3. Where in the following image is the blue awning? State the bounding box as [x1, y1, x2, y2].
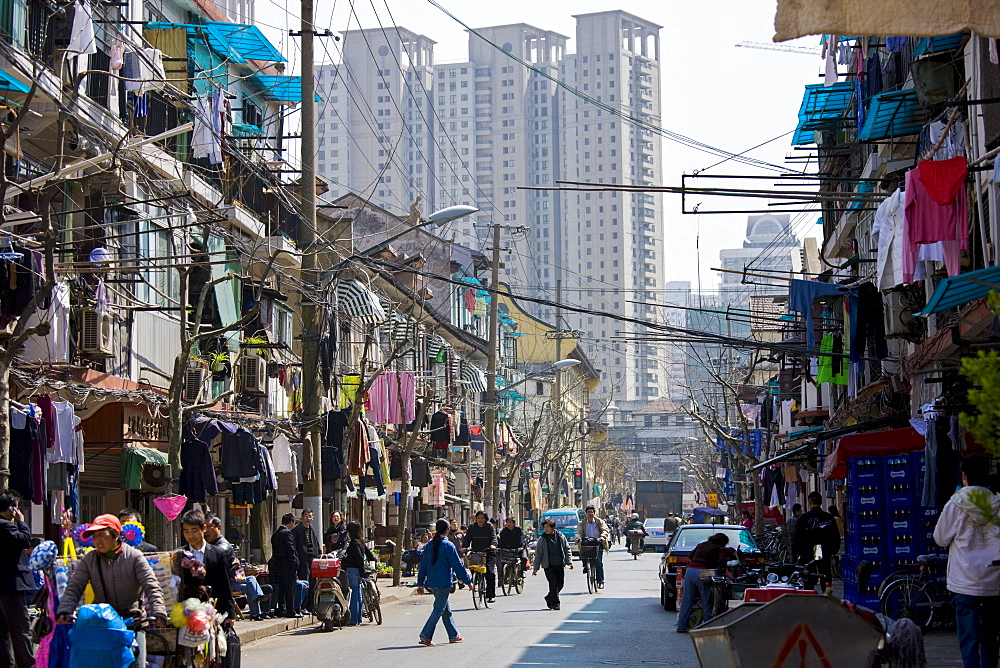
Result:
[0, 68, 29, 93]
[792, 83, 854, 146]
[858, 89, 925, 141]
[848, 180, 874, 211]
[916, 265, 1000, 316]
[912, 32, 967, 57]
[146, 22, 285, 64]
[250, 75, 321, 103]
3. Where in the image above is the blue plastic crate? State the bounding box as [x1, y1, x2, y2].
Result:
[885, 455, 910, 485]
[847, 457, 884, 485]
[846, 532, 885, 560]
[848, 508, 883, 533]
[842, 580, 880, 610]
[907, 451, 926, 481]
[888, 533, 921, 560]
[885, 507, 918, 533]
[848, 484, 882, 509]
[885, 480, 918, 507]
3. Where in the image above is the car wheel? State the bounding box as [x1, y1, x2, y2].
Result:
[663, 582, 677, 612]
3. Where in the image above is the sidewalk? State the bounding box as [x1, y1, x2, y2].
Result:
[236, 575, 421, 644]
[831, 579, 962, 666]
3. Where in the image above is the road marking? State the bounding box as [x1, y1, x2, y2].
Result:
[562, 619, 601, 623]
[532, 643, 576, 648]
[572, 610, 608, 614]
[548, 630, 588, 634]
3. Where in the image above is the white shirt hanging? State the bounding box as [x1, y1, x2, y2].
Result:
[66, 0, 97, 56]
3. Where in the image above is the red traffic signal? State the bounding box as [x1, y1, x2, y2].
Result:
[572, 467, 583, 490]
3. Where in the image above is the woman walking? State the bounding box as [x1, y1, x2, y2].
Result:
[416, 519, 472, 646]
[532, 518, 573, 610]
[342, 521, 375, 626]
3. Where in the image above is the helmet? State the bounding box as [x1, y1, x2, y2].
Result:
[631, 513, 639, 520]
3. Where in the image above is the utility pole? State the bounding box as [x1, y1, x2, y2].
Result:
[298, 0, 323, 538]
[484, 223, 501, 515]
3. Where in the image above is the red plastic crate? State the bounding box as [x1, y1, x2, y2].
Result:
[311, 558, 341, 578]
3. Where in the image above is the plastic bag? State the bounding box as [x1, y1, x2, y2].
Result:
[76, 604, 127, 630]
[68, 627, 135, 668]
[48, 623, 72, 668]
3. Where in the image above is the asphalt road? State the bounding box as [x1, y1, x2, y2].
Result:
[242, 544, 699, 667]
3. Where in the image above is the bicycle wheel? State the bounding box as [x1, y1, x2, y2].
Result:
[501, 564, 512, 596]
[708, 583, 728, 619]
[472, 573, 482, 609]
[586, 559, 595, 594]
[881, 578, 936, 629]
[514, 564, 524, 594]
[364, 582, 383, 625]
[480, 572, 490, 608]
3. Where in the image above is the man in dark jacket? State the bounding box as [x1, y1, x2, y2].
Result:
[206, 513, 273, 620]
[462, 511, 498, 602]
[792, 492, 840, 582]
[292, 509, 320, 612]
[0, 494, 33, 667]
[270, 513, 301, 617]
[180, 510, 235, 626]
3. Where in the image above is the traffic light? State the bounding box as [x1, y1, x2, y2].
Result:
[573, 467, 583, 490]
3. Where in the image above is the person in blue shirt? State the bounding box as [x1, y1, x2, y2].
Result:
[416, 518, 472, 646]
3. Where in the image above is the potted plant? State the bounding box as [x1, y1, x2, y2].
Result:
[242, 335, 269, 358]
[207, 350, 232, 381]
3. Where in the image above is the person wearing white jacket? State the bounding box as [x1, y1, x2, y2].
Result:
[934, 455, 1000, 668]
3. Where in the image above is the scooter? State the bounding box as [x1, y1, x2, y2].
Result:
[311, 555, 351, 631]
[626, 529, 646, 559]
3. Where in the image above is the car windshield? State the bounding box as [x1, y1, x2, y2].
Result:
[544, 515, 578, 529]
[671, 528, 757, 552]
[645, 519, 666, 530]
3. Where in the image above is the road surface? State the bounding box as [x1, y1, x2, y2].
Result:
[243, 544, 699, 666]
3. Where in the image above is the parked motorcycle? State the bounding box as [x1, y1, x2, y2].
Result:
[311, 555, 351, 631]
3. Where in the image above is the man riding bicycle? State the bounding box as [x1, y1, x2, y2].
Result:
[498, 518, 528, 571]
[624, 513, 646, 551]
[575, 506, 610, 587]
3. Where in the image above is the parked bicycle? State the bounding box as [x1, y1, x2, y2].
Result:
[468, 551, 490, 609]
[361, 565, 382, 625]
[873, 554, 953, 630]
[757, 526, 791, 564]
[499, 548, 524, 596]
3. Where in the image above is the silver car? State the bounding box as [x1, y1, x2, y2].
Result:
[644, 518, 668, 551]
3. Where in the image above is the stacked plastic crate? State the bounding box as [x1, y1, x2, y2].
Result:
[842, 451, 940, 609]
[842, 456, 884, 608]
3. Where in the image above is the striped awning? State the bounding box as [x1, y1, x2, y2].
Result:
[335, 280, 387, 326]
[461, 363, 488, 392]
[428, 334, 449, 363]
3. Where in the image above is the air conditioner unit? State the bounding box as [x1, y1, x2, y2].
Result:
[183, 367, 207, 403]
[80, 308, 113, 356]
[884, 290, 920, 339]
[238, 354, 266, 395]
[140, 463, 170, 492]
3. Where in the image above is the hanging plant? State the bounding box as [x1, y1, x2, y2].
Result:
[206, 350, 232, 377]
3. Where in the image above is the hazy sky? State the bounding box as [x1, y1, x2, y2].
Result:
[254, 0, 822, 293]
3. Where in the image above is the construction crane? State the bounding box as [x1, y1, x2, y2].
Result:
[735, 41, 821, 56]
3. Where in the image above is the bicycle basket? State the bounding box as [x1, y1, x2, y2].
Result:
[499, 548, 521, 563]
[470, 564, 487, 574]
[579, 544, 600, 560]
[468, 552, 488, 567]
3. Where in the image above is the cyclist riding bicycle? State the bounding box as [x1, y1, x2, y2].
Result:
[575, 506, 609, 587]
[624, 513, 647, 551]
[498, 518, 528, 571]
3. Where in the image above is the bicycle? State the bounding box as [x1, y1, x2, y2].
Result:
[361, 567, 382, 625]
[468, 551, 490, 609]
[877, 554, 953, 630]
[499, 548, 524, 596]
[578, 539, 603, 594]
